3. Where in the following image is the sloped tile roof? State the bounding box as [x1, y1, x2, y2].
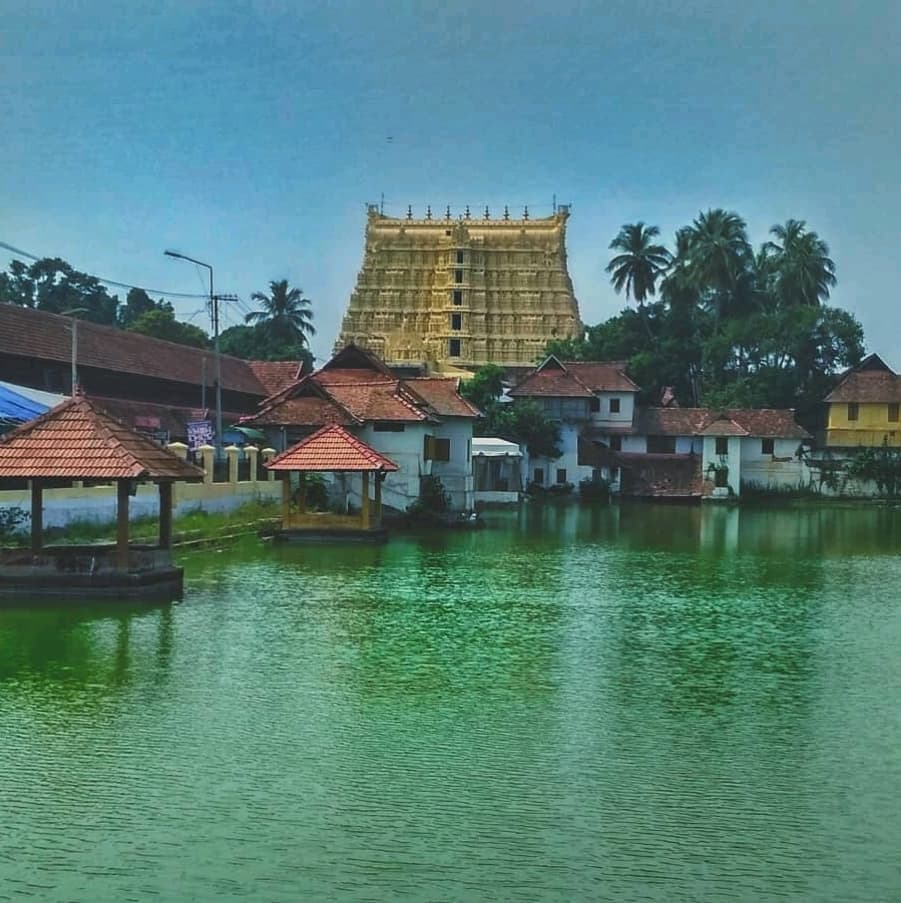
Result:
[407, 378, 482, 417]
[564, 362, 640, 392]
[266, 424, 399, 472]
[246, 361, 303, 396]
[508, 366, 594, 398]
[88, 396, 247, 438]
[825, 370, 901, 403]
[0, 396, 205, 480]
[634, 406, 809, 438]
[248, 394, 357, 427]
[0, 304, 267, 396]
[325, 382, 429, 422]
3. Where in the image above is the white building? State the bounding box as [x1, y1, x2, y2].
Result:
[244, 345, 480, 512]
[472, 437, 522, 505]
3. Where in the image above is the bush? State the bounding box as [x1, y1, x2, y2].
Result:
[0, 506, 29, 540]
[579, 477, 610, 501]
[408, 475, 451, 516]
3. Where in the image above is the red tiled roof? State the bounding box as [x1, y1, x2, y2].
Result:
[315, 368, 396, 385]
[0, 396, 205, 480]
[509, 356, 637, 398]
[564, 362, 640, 392]
[825, 370, 901, 403]
[266, 424, 399, 472]
[246, 361, 303, 396]
[249, 394, 357, 427]
[635, 407, 809, 439]
[407, 378, 482, 417]
[325, 382, 429, 423]
[0, 304, 267, 396]
[87, 395, 246, 439]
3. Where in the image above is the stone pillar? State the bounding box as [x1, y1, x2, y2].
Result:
[197, 445, 215, 484]
[281, 474, 291, 526]
[167, 442, 189, 461]
[158, 481, 173, 551]
[116, 479, 131, 571]
[225, 445, 240, 483]
[361, 471, 371, 530]
[262, 448, 277, 481]
[374, 473, 382, 526]
[30, 480, 42, 554]
[245, 446, 259, 483]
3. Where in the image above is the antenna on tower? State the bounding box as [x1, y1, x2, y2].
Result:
[380, 192, 384, 215]
[553, 193, 557, 213]
[426, 205, 432, 220]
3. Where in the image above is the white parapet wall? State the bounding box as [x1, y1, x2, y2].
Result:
[0, 444, 282, 528]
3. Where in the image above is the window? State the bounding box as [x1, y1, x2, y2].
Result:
[455, 250, 464, 264]
[589, 396, 601, 413]
[533, 467, 545, 485]
[448, 338, 461, 357]
[454, 269, 463, 283]
[424, 435, 451, 461]
[451, 313, 462, 330]
[608, 435, 622, 452]
[647, 435, 676, 454]
[715, 437, 729, 456]
[609, 397, 621, 414]
[848, 403, 859, 421]
[556, 468, 567, 484]
[374, 422, 404, 432]
[889, 403, 900, 422]
[761, 438, 775, 455]
[453, 289, 463, 305]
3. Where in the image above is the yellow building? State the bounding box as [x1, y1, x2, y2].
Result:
[336, 205, 582, 370]
[825, 353, 901, 447]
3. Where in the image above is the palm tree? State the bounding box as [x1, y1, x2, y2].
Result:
[764, 219, 836, 307]
[245, 279, 315, 346]
[605, 222, 671, 305]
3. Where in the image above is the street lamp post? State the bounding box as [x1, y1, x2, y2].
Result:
[164, 250, 223, 454]
[62, 307, 89, 397]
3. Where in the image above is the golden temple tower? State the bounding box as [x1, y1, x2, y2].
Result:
[335, 204, 582, 370]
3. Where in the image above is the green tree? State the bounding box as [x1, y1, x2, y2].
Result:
[219, 323, 314, 368]
[764, 219, 836, 307]
[128, 308, 210, 348]
[460, 363, 505, 412]
[119, 288, 168, 328]
[245, 279, 315, 346]
[605, 223, 670, 336]
[0, 257, 119, 324]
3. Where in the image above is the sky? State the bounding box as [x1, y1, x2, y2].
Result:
[2, 0, 900, 367]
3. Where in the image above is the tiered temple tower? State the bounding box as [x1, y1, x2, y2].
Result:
[335, 205, 582, 369]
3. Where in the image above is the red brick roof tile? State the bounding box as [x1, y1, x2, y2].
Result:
[266, 424, 399, 472]
[635, 407, 809, 438]
[0, 304, 267, 395]
[405, 378, 482, 417]
[246, 361, 303, 396]
[0, 396, 205, 480]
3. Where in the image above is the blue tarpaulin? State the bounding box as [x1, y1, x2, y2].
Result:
[0, 381, 61, 425]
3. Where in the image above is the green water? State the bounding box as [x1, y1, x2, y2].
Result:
[2, 503, 900, 902]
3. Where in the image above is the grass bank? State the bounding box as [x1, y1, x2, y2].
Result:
[6, 500, 282, 548]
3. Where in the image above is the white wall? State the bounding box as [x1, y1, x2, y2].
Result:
[588, 392, 636, 428]
[358, 423, 428, 511]
[429, 417, 476, 509]
[739, 437, 809, 491]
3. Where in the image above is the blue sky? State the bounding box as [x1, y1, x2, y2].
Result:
[2, 0, 899, 366]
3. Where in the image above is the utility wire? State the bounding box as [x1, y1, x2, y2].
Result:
[0, 240, 215, 300]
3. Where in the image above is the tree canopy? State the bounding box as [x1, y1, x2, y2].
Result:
[245, 279, 315, 347]
[548, 210, 862, 423]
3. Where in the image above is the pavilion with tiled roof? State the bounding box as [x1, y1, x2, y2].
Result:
[0, 395, 204, 599]
[265, 424, 399, 540]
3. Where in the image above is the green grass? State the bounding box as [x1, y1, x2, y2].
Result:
[9, 499, 281, 547]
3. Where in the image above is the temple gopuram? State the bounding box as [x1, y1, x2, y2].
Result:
[335, 205, 583, 371]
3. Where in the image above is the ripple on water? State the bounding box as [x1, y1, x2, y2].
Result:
[1, 507, 901, 901]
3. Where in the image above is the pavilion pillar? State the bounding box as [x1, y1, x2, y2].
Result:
[281, 475, 291, 526]
[374, 473, 382, 526]
[158, 481, 173, 551]
[361, 471, 371, 530]
[30, 480, 43, 554]
[116, 479, 131, 571]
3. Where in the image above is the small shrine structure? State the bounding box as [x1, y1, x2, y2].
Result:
[265, 423, 398, 542]
[0, 396, 204, 600]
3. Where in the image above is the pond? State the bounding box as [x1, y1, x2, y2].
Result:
[1, 502, 900, 901]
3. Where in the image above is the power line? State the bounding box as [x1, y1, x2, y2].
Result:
[0, 240, 214, 300]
